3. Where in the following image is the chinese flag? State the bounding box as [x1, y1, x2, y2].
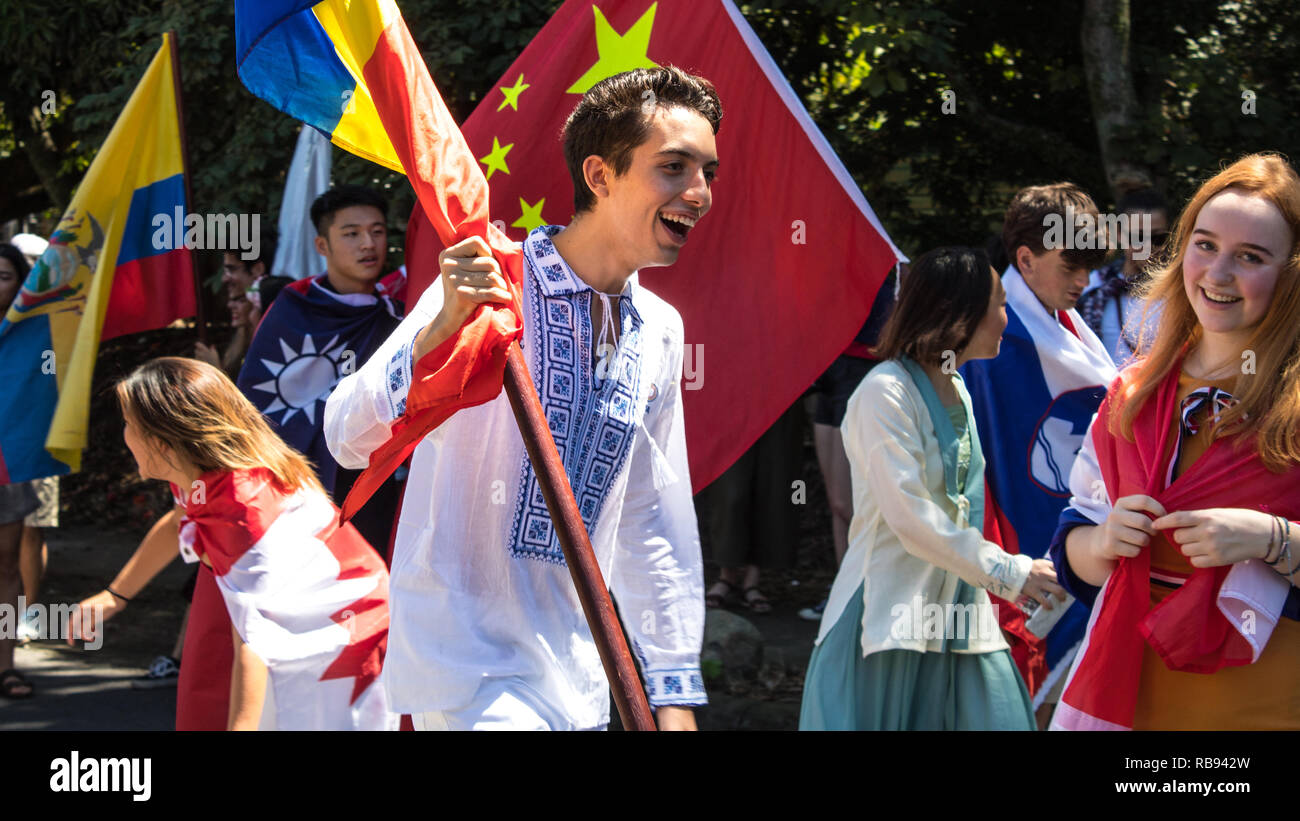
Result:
[406, 0, 904, 489]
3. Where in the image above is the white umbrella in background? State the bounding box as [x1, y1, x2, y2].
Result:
[11, 233, 49, 267]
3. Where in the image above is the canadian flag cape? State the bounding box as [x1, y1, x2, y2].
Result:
[176, 469, 393, 730]
[1050, 364, 1300, 731]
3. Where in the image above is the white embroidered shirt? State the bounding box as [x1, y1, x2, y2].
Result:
[323, 226, 706, 727]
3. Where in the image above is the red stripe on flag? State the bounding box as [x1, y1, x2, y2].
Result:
[338, 16, 525, 520]
[187, 470, 291, 576]
[102, 248, 196, 341]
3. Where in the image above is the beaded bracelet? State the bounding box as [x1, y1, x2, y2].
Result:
[1265, 517, 1287, 566]
[1264, 515, 1281, 563]
[1280, 519, 1293, 578]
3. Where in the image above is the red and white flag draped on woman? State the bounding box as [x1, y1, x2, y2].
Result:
[175, 469, 393, 730]
[1051, 367, 1300, 731]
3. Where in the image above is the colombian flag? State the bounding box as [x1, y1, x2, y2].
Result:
[0, 33, 196, 483]
[237, 0, 525, 519]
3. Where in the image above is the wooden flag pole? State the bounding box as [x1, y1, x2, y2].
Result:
[165, 29, 207, 346]
[502, 341, 657, 731]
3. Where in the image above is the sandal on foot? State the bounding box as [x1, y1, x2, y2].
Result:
[0, 668, 34, 699]
[706, 580, 738, 608]
[743, 586, 772, 614]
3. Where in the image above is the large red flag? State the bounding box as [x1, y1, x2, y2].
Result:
[406, 0, 905, 489]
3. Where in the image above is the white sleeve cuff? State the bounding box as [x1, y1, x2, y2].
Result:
[384, 338, 415, 421]
[644, 665, 708, 708]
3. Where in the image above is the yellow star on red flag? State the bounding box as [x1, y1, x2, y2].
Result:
[478, 136, 513, 179]
[497, 74, 531, 111]
[512, 197, 547, 232]
[566, 3, 660, 94]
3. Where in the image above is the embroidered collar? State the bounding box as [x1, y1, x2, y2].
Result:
[524, 225, 643, 324]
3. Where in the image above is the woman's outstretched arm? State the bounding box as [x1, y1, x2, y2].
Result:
[67, 506, 184, 645]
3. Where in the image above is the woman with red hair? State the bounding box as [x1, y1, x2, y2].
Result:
[1050, 153, 1300, 730]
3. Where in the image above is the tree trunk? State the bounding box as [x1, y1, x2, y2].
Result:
[1081, 0, 1151, 201]
[14, 108, 71, 214]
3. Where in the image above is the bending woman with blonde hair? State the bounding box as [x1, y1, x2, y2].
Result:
[70, 357, 394, 730]
[1050, 153, 1300, 730]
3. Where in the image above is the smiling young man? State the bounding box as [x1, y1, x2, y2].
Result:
[236, 185, 405, 556]
[324, 67, 720, 731]
[958, 183, 1117, 725]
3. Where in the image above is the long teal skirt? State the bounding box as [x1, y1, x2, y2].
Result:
[800, 583, 1036, 730]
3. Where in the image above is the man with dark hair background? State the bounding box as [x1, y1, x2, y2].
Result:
[326, 67, 719, 731]
[959, 182, 1117, 726]
[196, 236, 290, 378]
[237, 184, 405, 557]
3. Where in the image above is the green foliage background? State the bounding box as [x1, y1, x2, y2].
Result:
[1, 0, 1297, 266]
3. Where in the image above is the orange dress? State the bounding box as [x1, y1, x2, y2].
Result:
[1131, 373, 1300, 729]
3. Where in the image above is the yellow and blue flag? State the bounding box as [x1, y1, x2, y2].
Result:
[0, 32, 196, 483]
[235, 0, 404, 173]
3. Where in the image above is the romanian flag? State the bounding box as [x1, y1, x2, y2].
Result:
[406, 0, 907, 491]
[236, 2, 402, 174]
[0, 33, 196, 483]
[236, 0, 524, 519]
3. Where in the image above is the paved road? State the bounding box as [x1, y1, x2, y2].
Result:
[2, 525, 821, 731]
[3, 643, 175, 730]
[1, 524, 187, 731]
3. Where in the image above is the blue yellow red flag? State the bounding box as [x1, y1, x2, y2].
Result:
[236, 0, 525, 518]
[0, 32, 196, 483]
[236, 1, 403, 173]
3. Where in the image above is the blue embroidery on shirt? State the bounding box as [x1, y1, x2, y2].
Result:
[508, 227, 646, 565]
[643, 667, 708, 707]
[387, 341, 413, 419]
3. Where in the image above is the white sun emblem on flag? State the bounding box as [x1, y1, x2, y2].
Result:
[251, 334, 348, 425]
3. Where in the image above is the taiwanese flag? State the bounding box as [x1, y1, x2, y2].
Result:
[407, 0, 906, 490]
[0, 33, 196, 483]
